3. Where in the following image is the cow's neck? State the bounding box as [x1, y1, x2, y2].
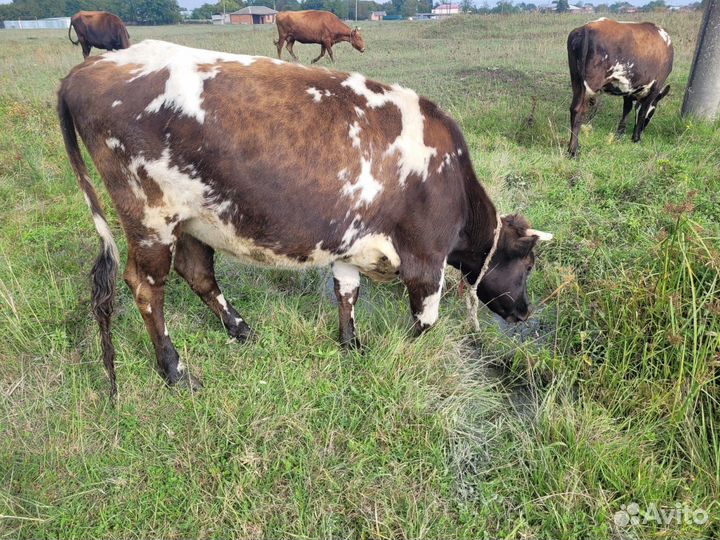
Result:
[448, 173, 500, 272]
[336, 26, 352, 42]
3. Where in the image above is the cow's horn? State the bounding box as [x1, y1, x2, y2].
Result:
[526, 229, 553, 241]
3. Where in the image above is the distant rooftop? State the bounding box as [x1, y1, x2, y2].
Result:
[230, 6, 278, 15]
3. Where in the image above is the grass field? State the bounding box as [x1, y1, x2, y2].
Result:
[1, 12, 719, 539]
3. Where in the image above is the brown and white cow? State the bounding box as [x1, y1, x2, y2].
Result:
[567, 18, 673, 157]
[274, 10, 365, 63]
[68, 11, 130, 59]
[57, 40, 552, 396]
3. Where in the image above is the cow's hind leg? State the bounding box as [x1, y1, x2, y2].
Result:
[173, 233, 252, 342]
[311, 45, 326, 64]
[80, 39, 91, 58]
[332, 262, 361, 349]
[286, 38, 299, 61]
[617, 96, 634, 136]
[401, 256, 445, 335]
[568, 81, 588, 157]
[124, 241, 201, 390]
[275, 34, 285, 59]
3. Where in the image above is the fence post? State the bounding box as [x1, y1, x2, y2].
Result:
[681, 0, 720, 120]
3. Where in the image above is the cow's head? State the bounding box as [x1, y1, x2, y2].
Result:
[350, 27, 366, 53]
[451, 215, 552, 323]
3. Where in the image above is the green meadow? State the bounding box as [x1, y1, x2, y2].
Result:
[1, 12, 719, 538]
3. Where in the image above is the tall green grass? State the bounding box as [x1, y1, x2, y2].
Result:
[1, 12, 719, 539]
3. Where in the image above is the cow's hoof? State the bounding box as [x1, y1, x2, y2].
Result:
[175, 371, 203, 392]
[616, 128, 626, 136]
[167, 369, 203, 392]
[229, 322, 253, 343]
[341, 337, 364, 353]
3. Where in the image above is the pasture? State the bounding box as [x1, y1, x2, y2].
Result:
[1, 12, 719, 538]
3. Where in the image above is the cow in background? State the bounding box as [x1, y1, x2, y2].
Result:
[275, 10, 365, 63]
[68, 11, 130, 59]
[567, 18, 673, 157]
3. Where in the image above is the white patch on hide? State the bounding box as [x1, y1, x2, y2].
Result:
[348, 121, 362, 148]
[657, 27, 671, 45]
[606, 62, 635, 94]
[106, 137, 124, 151]
[341, 72, 436, 185]
[333, 261, 360, 297]
[416, 264, 445, 327]
[306, 86, 333, 102]
[111, 100, 122, 107]
[342, 158, 382, 206]
[103, 39, 259, 124]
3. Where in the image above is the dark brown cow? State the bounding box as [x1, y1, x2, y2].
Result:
[274, 10, 365, 63]
[567, 18, 673, 157]
[57, 40, 552, 396]
[68, 11, 130, 59]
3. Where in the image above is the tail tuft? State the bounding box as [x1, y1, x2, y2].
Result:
[58, 90, 119, 399]
[91, 248, 118, 398]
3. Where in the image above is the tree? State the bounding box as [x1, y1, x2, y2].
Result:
[553, 0, 570, 11]
[460, 0, 472, 11]
[492, 0, 519, 13]
[610, 1, 631, 11]
[642, 0, 667, 10]
[276, 0, 301, 10]
[402, 0, 419, 16]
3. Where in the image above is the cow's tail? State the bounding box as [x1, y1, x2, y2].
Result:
[568, 26, 589, 86]
[57, 91, 119, 399]
[68, 20, 79, 45]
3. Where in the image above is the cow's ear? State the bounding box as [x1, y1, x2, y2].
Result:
[511, 235, 538, 257]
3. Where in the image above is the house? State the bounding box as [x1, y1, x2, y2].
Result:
[229, 6, 278, 25]
[370, 11, 387, 20]
[431, 3, 461, 15]
[211, 13, 231, 24]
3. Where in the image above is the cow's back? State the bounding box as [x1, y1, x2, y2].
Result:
[60, 40, 466, 272]
[276, 10, 347, 41]
[583, 19, 673, 81]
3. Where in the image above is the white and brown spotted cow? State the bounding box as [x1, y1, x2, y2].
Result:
[57, 40, 552, 396]
[567, 18, 673, 157]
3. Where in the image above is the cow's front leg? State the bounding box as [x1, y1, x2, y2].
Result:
[326, 43, 335, 62]
[617, 96, 634, 135]
[332, 262, 361, 349]
[124, 241, 202, 390]
[401, 258, 445, 335]
[311, 44, 326, 64]
[173, 233, 252, 342]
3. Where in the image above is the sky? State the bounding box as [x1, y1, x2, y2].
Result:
[0, 0, 695, 10]
[175, 0, 693, 9]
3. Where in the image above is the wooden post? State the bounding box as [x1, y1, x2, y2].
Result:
[681, 0, 720, 120]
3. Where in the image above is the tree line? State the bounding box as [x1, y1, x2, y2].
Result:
[0, 0, 704, 24]
[0, 0, 182, 24]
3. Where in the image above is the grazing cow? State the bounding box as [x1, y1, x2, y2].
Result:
[57, 40, 552, 396]
[68, 11, 130, 59]
[567, 18, 673, 157]
[274, 10, 365, 63]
